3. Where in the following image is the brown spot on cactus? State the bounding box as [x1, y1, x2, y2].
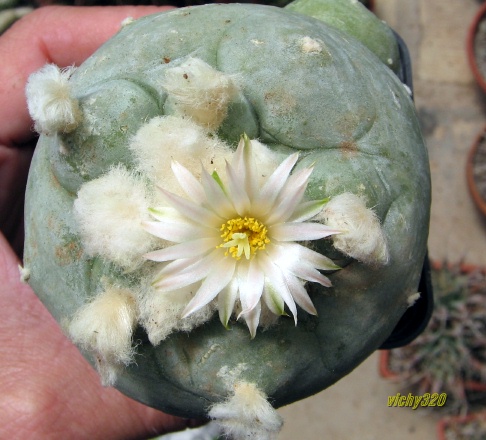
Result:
[55, 238, 83, 266]
[263, 90, 297, 117]
[340, 140, 358, 159]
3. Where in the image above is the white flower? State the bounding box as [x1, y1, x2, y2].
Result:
[143, 135, 341, 337]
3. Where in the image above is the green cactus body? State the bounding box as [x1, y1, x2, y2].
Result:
[23, 1, 430, 421]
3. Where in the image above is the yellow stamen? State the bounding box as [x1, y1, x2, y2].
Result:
[219, 217, 270, 260]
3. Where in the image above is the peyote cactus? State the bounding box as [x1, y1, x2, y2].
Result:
[23, 0, 430, 437]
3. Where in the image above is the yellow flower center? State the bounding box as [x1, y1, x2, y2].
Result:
[219, 217, 270, 260]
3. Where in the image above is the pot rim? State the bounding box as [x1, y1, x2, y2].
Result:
[467, 2, 486, 93]
[437, 410, 486, 440]
[466, 124, 486, 217]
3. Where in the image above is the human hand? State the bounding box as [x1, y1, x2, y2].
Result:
[0, 6, 202, 439]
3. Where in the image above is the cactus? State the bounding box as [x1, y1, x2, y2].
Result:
[442, 413, 486, 440]
[388, 263, 486, 415]
[23, 0, 430, 436]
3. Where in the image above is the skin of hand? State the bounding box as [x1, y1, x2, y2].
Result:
[0, 6, 204, 439]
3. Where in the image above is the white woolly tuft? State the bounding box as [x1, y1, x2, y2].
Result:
[73, 165, 156, 269]
[209, 382, 283, 440]
[300, 36, 323, 54]
[120, 16, 134, 27]
[129, 115, 232, 196]
[407, 292, 421, 307]
[139, 284, 216, 345]
[163, 57, 238, 130]
[18, 264, 30, 283]
[320, 193, 389, 266]
[68, 287, 138, 386]
[25, 64, 81, 135]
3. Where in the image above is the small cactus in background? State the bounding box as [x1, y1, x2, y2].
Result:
[388, 263, 486, 414]
[441, 412, 486, 440]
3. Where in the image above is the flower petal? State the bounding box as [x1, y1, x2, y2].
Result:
[158, 186, 222, 226]
[154, 250, 221, 291]
[144, 237, 219, 262]
[152, 255, 202, 283]
[266, 243, 333, 288]
[182, 257, 236, 317]
[269, 222, 342, 242]
[283, 273, 317, 315]
[252, 152, 299, 216]
[274, 242, 341, 271]
[237, 259, 265, 314]
[287, 263, 332, 287]
[262, 280, 285, 316]
[232, 134, 259, 201]
[201, 168, 235, 217]
[287, 198, 329, 223]
[241, 300, 261, 339]
[218, 278, 238, 328]
[258, 253, 297, 324]
[143, 220, 212, 243]
[265, 167, 313, 224]
[225, 160, 251, 215]
[171, 161, 206, 202]
[148, 206, 181, 222]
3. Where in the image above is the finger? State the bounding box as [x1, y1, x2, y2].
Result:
[0, 5, 174, 147]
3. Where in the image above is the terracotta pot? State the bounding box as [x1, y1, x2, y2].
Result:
[467, 124, 486, 217]
[430, 260, 486, 275]
[437, 411, 486, 440]
[467, 3, 486, 93]
[378, 350, 398, 380]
